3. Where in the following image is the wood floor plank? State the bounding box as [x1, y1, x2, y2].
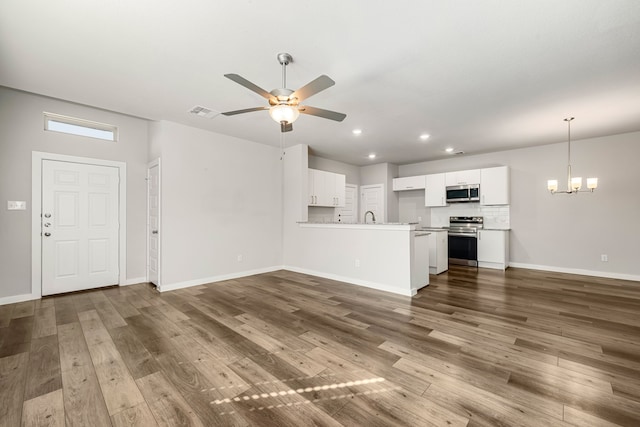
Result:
[170, 333, 251, 398]
[0, 304, 14, 328]
[0, 352, 29, 427]
[110, 401, 159, 427]
[78, 310, 145, 415]
[53, 296, 78, 326]
[108, 325, 161, 379]
[21, 388, 64, 427]
[10, 301, 35, 319]
[60, 358, 111, 427]
[88, 291, 128, 329]
[0, 316, 34, 358]
[136, 371, 206, 427]
[23, 335, 62, 401]
[32, 306, 57, 339]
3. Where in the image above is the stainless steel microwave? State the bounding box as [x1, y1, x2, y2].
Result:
[446, 184, 480, 203]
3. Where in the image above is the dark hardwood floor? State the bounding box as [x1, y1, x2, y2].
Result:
[1, 266, 640, 426]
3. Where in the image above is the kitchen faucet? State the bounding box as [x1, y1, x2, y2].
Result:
[364, 210, 376, 224]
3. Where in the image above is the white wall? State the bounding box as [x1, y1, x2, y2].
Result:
[398, 132, 640, 279]
[148, 121, 283, 290]
[0, 86, 149, 300]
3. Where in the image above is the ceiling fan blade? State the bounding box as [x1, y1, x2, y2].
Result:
[291, 75, 335, 102]
[221, 106, 268, 116]
[298, 105, 346, 122]
[224, 74, 273, 100]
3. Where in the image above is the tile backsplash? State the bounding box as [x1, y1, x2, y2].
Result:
[431, 204, 510, 229]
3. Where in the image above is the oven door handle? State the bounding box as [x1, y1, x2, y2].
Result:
[448, 232, 477, 237]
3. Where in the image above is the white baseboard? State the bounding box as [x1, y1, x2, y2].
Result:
[158, 266, 283, 293]
[0, 293, 39, 306]
[509, 262, 640, 282]
[122, 277, 147, 286]
[282, 265, 415, 297]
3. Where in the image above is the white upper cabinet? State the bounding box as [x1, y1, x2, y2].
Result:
[480, 166, 509, 205]
[445, 169, 481, 186]
[308, 168, 346, 207]
[393, 175, 426, 191]
[425, 173, 447, 207]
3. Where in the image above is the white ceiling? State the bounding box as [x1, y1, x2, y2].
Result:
[1, 1, 639, 166]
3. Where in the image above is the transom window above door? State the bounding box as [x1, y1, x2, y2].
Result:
[44, 112, 118, 142]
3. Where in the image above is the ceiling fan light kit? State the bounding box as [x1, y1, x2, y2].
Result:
[547, 117, 598, 195]
[222, 53, 346, 133]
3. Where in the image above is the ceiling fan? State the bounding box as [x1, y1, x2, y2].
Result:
[222, 53, 346, 133]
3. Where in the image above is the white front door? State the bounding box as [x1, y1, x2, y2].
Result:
[42, 160, 120, 296]
[147, 160, 161, 286]
[360, 184, 385, 223]
[335, 184, 358, 223]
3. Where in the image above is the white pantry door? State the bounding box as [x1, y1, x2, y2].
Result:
[360, 184, 385, 223]
[147, 160, 160, 286]
[42, 160, 120, 296]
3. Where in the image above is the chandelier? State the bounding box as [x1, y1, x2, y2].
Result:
[547, 117, 598, 194]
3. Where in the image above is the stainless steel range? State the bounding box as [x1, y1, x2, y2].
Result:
[447, 216, 483, 266]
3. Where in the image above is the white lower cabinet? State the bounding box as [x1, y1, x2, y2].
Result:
[428, 230, 448, 274]
[477, 230, 509, 270]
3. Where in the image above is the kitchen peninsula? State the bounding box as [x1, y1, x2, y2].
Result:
[287, 222, 429, 296]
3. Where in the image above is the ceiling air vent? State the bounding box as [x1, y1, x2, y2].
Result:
[189, 106, 219, 119]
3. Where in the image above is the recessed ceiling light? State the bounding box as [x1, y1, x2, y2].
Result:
[352, 129, 362, 135]
[445, 147, 454, 153]
[368, 153, 376, 159]
[419, 134, 430, 141]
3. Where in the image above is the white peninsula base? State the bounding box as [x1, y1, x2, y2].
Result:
[285, 223, 429, 297]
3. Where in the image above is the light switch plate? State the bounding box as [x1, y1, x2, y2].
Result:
[8, 201, 26, 210]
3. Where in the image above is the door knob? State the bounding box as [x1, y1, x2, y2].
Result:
[152, 230, 158, 234]
[44, 213, 51, 218]
[44, 223, 51, 227]
[44, 232, 51, 237]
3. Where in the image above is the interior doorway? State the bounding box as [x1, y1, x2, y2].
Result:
[147, 159, 161, 287]
[360, 184, 385, 223]
[334, 184, 358, 223]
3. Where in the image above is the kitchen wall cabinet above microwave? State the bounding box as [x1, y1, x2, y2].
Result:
[308, 168, 346, 207]
[392, 175, 426, 191]
[445, 169, 481, 186]
[425, 166, 509, 207]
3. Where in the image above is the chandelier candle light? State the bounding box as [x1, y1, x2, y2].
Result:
[547, 117, 598, 194]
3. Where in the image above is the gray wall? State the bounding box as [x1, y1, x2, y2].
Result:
[0, 86, 149, 299]
[398, 131, 640, 277]
[149, 121, 283, 287]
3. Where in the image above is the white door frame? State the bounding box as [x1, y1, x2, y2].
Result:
[32, 151, 127, 299]
[146, 158, 161, 288]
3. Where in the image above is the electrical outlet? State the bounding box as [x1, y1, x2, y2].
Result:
[355, 259, 360, 268]
[418, 216, 422, 222]
[600, 254, 608, 262]
[7, 201, 26, 210]
[237, 254, 243, 262]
